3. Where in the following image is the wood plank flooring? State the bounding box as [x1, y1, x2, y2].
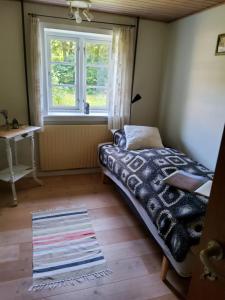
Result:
[0, 173, 188, 300]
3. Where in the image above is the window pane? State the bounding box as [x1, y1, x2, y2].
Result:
[86, 43, 110, 65]
[52, 86, 76, 107]
[51, 64, 75, 85]
[86, 87, 107, 109]
[50, 40, 76, 63]
[86, 67, 108, 87]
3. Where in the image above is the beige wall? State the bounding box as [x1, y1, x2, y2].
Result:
[23, 2, 136, 125]
[23, 2, 166, 127]
[0, 0, 27, 125]
[159, 4, 225, 170]
[2, 1, 224, 172]
[0, 1, 166, 170]
[0, 1, 28, 169]
[0, 1, 166, 129]
[131, 19, 167, 126]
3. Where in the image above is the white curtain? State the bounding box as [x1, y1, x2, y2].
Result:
[30, 16, 44, 128]
[108, 26, 135, 130]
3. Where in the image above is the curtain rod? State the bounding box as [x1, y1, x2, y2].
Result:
[28, 13, 136, 28]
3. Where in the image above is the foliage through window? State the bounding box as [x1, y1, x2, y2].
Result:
[44, 29, 112, 115]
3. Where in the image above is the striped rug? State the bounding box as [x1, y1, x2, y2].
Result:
[29, 208, 111, 291]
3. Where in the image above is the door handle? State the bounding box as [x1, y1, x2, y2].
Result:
[200, 240, 224, 281]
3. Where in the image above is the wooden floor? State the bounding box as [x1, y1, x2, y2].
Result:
[0, 173, 189, 300]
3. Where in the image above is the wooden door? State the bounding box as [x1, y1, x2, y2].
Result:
[187, 127, 225, 300]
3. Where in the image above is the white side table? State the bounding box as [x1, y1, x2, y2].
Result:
[0, 126, 42, 206]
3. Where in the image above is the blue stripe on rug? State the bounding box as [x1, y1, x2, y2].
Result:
[33, 256, 105, 273]
[32, 211, 87, 221]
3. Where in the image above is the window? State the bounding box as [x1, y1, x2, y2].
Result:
[43, 28, 112, 116]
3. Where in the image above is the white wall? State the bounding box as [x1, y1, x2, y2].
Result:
[131, 19, 167, 126]
[159, 4, 225, 170]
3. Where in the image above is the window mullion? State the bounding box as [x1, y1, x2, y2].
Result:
[82, 38, 86, 111]
[78, 38, 85, 113]
[47, 36, 53, 111]
[75, 39, 79, 112]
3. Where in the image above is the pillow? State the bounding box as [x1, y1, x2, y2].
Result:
[124, 125, 164, 150]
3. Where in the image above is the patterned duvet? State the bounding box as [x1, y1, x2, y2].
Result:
[99, 130, 214, 262]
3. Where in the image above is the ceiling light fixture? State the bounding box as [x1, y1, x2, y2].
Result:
[66, 0, 94, 24]
[74, 8, 82, 23]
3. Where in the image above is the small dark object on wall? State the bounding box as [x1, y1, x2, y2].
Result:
[84, 103, 90, 114]
[215, 33, 225, 55]
[12, 118, 19, 129]
[131, 94, 142, 104]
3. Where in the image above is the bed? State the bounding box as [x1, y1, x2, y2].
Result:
[98, 129, 214, 279]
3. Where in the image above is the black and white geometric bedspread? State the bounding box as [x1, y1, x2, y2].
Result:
[99, 130, 214, 262]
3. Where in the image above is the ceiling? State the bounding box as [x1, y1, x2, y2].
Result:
[24, 0, 225, 22]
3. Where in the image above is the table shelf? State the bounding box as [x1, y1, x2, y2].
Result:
[0, 164, 33, 183]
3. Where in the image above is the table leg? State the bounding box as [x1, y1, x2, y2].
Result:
[14, 140, 18, 165]
[5, 139, 17, 206]
[31, 134, 43, 186]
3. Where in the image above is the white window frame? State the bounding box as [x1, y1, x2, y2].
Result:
[84, 38, 112, 113]
[46, 34, 80, 112]
[43, 26, 112, 119]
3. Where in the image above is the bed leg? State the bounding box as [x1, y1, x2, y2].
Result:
[101, 172, 109, 184]
[160, 255, 169, 281]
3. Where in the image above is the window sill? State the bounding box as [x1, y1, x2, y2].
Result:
[44, 112, 108, 125]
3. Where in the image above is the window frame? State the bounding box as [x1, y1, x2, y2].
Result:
[43, 26, 112, 118]
[84, 38, 112, 113]
[46, 34, 80, 112]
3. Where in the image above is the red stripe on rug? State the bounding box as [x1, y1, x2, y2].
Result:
[34, 229, 93, 242]
[33, 231, 95, 246]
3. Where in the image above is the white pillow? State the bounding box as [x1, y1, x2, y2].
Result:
[124, 125, 164, 150]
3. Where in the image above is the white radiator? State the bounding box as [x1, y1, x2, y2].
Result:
[39, 125, 112, 171]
